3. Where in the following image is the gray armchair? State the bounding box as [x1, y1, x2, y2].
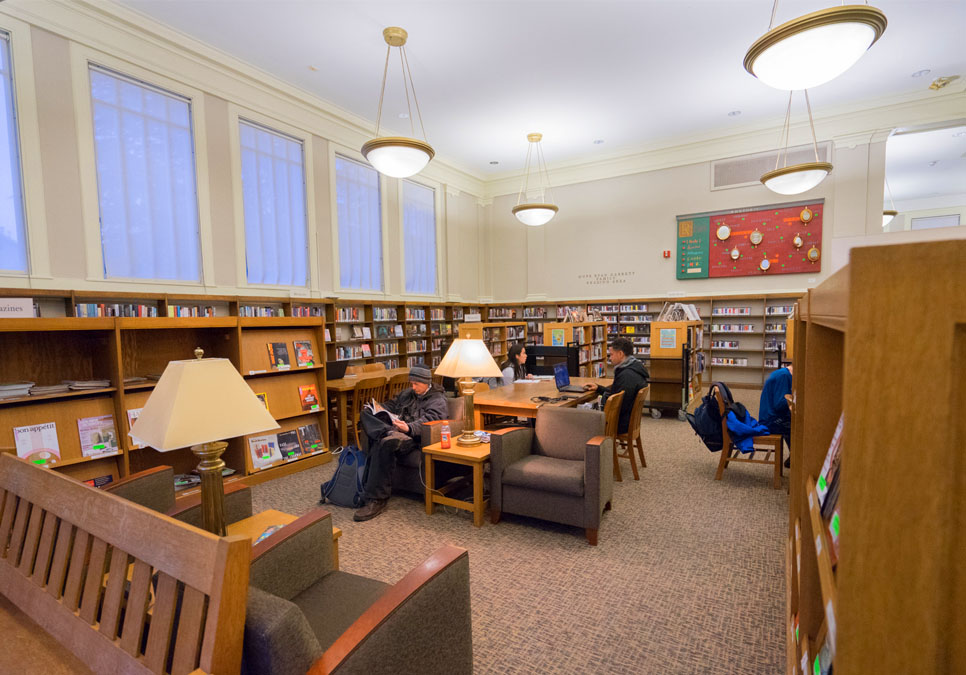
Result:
[489, 406, 613, 545]
[242, 508, 472, 674]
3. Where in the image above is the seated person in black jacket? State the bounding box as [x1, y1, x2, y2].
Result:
[584, 337, 649, 434]
[354, 364, 448, 522]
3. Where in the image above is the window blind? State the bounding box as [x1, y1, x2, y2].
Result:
[335, 156, 383, 291]
[402, 180, 436, 295]
[0, 32, 27, 273]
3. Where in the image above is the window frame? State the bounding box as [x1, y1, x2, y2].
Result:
[329, 143, 390, 297]
[71, 44, 214, 287]
[398, 176, 443, 299]
[0, 16, 49, 282]
[227, 104, 317, 291]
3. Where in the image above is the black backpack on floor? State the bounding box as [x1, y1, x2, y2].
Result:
[686, 381, 735, 452]
[320, 446, 369, 508]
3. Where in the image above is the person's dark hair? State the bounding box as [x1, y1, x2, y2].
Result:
[609, 337, 634, 356]
[500, 343, 527, 381]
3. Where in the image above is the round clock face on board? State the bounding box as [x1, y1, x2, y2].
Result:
[730, 247, 740, 260]
[750, 229, 763, 246]
[800, 207, 814, 223]
[792, 234, 804, 249]
[760, 258, 771, 271]
[716, 224, 731, 241]
[807, 246, 821, 262]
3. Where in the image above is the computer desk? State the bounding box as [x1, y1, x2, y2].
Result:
[471, 377, 612, 427]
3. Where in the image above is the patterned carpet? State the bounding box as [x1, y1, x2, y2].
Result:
[252, 409, 787, 674]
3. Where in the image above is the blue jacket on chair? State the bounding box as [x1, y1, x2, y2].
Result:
[726, 409, 771, 453]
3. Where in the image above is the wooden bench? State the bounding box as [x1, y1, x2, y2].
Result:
[0, 453, 251, 674]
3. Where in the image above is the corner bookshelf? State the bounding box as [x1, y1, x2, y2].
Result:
[542, 321, 607, 377]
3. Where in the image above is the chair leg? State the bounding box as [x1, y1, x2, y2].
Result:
[626, 437, 640, 481]
[612, 443, 623, 482]
[604, 500, 612, 511]
[773, 439, 782, 490]
[585, 528, 598, 546]
[636, 435, 646, 468]
[714, 444, 730, 481]
[490, 508, 501, 524]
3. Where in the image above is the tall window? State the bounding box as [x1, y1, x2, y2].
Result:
[402, 180, 436, 295]
[0, 32, 27, 274]
[335, 156, 382, 291]
[89, 66, 200, 281]
[239, 121, 307, 286]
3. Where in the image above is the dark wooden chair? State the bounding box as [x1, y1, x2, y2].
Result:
[616, 385, 650, 480]
[602, 391, 625, 482]
[713, 386, 783, 489]
[349, 376, 387, 447]
[386, 372, 410, 399]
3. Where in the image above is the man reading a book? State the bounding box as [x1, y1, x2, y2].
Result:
[354, 364, 448, 522]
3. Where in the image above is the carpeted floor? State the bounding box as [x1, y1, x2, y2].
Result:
[252, 409, 787, 674]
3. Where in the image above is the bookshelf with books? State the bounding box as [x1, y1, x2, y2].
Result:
[458, 321, 526, 363]
[521, 304, 553, 346]
[325, 303, 371, 364]
[541, 321, 607, 377]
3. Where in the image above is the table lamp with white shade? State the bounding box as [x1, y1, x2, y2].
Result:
[433, 339, 503, 446]
[129, 348, 279, 535]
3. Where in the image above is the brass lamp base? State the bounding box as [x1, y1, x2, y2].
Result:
[457, 378, 482, 446]
[456, 432, 482, 447]
[190, 440, 228, 536]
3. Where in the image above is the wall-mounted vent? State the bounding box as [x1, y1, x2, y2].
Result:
[711, 142, 832, 190]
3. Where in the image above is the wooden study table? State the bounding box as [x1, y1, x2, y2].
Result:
[471, 377, 611, 427]
[326, 367, 411, 446]
[227, 509, 343, 569]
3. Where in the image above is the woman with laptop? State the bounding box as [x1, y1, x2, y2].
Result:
[499, 343, 535, 386]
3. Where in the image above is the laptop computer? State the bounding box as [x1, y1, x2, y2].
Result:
[553, 362, 585, 393]
[325, 360, 349, 380]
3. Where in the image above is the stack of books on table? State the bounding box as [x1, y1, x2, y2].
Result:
[29, 383, 70, 395]
[64, 379, 111, 390]
[0, 381, 35, 399]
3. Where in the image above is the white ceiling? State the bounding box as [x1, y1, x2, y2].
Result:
[117, 0, 966, 178]
[885, 122, 966, 207]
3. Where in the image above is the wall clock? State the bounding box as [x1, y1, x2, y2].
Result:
[716, 224, 731, 240]
[792, 233, 804, 249]
[750, 229, 763, 246]
[800, 207, 814, 223]
[759, 258, 771, 271]
[807, 246, 821, 262]
[730, 247, 740, 260]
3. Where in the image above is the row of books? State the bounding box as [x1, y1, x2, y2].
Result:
[816, 412, 844, 566]
[406, 323, 427, 336]
[712, 306, 752, 316]
[592, 325, 606, 343]
[1, 378, 116, 400]
[374, 324, 404, 339]
[710, 356, 748, 366]
[588, 304, 620, 314]
[619, 315, 653, 323]
[167, 305, 216, 317]
[506, 326, 526, 340]
[430, 323, 453, 336]
[239, 305, 284, 317]
[488, 308, 515, 319]
[372, 307, 397, 321]
[291, 306, 324, 317]
[711, 324, 756, 333]
[407, 340, 427, 352]
[374, 342, 399, 356]
[622, 325, 649, 335]
[75, 303, 159, 317]
[12, 412, 129, 466]
[266, 341, 315, 370]
[405, 356, 424, 368]
[629, 337, 649, 345]
[335, 306, 363, 322]
[523, 307, 548, 318]
[405, 308, 426, 320]
[765, 323, 787, 333]
[348, 325, 372, 339]
[333, 346, 367, 360]
[764, 339, 787, 351]
[248, 421, 325, 470]
[429, 308, 446, 320]
[254, 384, 320, 415]
[766, 304, 795, 316]
[764, 358, 781, 368]
[712, 339, 741, 349]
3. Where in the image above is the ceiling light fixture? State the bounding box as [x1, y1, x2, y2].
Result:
[360, 27, 434, 178]
[728, 110, 742, 117]
[760, 89, 833, 195]
[882, 176, 898, 228]
[593, 139, 605, 144]
[911, 69, 930, 78]
[512, 133, 558, 227]
[744, 3, 887, 90]
[929, 75, 960, 90]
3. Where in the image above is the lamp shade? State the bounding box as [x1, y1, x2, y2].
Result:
[761, 162, 832, 195]
[882, 209, 898, 227]
[361, 137, 435, 178]
[130, 357, 279, 450]
[434, 339, 503, 379]
[744, 6, 887, 90]
[512, 203, 559, 227]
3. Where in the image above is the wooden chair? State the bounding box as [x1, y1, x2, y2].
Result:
[386, 372, 410, 399]
[362, 362, 386, 372]
[0, 453, 249, 674]
[616, 385, 649, 480]
[602, 391, 625, 482]
[345, 365, 364, 376]
[712, 386, 783, 489]
[349, 376, 387, 447]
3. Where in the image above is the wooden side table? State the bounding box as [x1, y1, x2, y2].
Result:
[226, 509, 343, 569]
[422, 440, 490, 527]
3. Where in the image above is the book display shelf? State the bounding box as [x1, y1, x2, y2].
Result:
[542, 321, 608, 377]
[522, 305, 552, 346]
[458, 322, 527, 363]
[787, 240, 965, 674]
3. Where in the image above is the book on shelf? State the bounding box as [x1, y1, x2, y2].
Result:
[276, 429, 303, 460]
[77, 414, 121, 459]
[351, 325, 364, 339]
[64, 379, 111, 390]
[254, 393, 269, 413]
[0, 381, 34, 399]
[362, 326, 371, 339]
[293, 340, 315, 367]
[299, 385, 320, 412]
[816, 412, 844, 506]
[29, 383, 70, 395]
[83, 474, 114, 488]
[324, 328, 331, 342]
[248, 433, 282, 470]
[375, 324, 390, 339]
[393, 324, 404, 337]
[361, 343, 372, 357]
[14, 422, 60, 466]
[267, 342, 291, 370]
[174, 473, 201, 489]
[297, 422, 324, 453]
[126, 408, 144, 449]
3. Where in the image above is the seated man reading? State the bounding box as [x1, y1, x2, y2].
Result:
[355, 364, 448, 522]
[584, 337, 649, 434]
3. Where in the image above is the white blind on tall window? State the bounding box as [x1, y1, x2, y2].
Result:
[89, 66, 201, 281]
[403, 180, 436, 295]
[335, 156, 382, 291]
[0, 32, 27, 274]
[239, 121, 307, 286]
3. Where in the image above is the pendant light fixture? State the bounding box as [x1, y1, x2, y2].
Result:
[744, 2, 887, 91]
[512, 133, 558, 227]
[360, 27, 434, 178]
[882, 176, 898, 227]
[760, 90, 833, 195]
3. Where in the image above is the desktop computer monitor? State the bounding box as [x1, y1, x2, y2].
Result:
[527, 345, 579, 377]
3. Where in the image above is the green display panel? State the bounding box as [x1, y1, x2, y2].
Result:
[677, 216, 709, 279]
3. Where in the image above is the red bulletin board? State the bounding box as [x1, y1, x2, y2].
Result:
[707, 201, 823, 278]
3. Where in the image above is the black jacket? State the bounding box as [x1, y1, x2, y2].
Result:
[597, 356, 649, 434]
[383, 385, 449, 439]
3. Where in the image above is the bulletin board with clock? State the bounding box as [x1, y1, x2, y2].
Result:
[676, 199, 823, 279]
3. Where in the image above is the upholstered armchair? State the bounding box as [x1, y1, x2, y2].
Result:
[489, 406, 613, 545]
[242, 508, 473, 674]
[103, 465, 253, 529]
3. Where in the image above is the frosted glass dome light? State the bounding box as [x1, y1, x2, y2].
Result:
[882, 210, 898, 228]
[361, 137, 434, 179]
[744, 6, 887, 90]
[760, 162, 832, 195]
[512, 204, 559, 227]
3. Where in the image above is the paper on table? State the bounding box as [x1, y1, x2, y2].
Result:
[514, 379, 540, 384]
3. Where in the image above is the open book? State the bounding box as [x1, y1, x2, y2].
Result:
[364, 399, 402, 424]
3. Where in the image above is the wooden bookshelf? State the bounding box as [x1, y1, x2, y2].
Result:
[458, 321, 526, 364]
[541, 321, 607, 377]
